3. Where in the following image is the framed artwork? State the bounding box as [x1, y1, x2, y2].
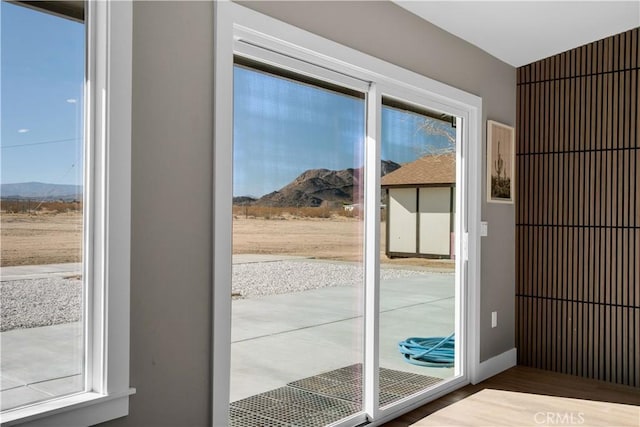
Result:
[487, 120, 515, 204]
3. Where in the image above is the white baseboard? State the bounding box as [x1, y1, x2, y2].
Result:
[472, 348, 517, 384]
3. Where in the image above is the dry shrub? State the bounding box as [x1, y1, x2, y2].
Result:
[0, 199, 82, 214]
[297, 206, 331, 218]
[232, 204, 358, 219]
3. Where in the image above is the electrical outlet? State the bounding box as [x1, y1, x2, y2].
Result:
[480, 221, 488, 237]
[491, 311, 498, 328]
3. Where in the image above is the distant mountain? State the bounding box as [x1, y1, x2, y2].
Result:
[252, 160, 401, 208]
[380, 160, 402, 176]
[0, 182, 83, 200]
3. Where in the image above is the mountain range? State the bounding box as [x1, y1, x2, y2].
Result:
[6, 162, 401, 206]
[0, 182, 83, 200]
[234, 160, 401, 207]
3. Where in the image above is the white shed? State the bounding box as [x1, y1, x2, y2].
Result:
[381, 153, 455, 259]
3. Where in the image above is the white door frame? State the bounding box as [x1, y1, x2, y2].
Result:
[213, 3, 483, 426]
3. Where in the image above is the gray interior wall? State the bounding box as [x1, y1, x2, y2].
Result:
[102, 2, 214, 426]
[102, 1, 515, 426]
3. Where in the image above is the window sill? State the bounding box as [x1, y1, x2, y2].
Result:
[1, 388, 135, 427]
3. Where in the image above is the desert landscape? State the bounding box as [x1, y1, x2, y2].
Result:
[1, 157, 456, 271]
[233, 212, 454, 270]
[0, 206, 451, 333]
[1, 208, 453, 270]
[1, 211, 82, 267]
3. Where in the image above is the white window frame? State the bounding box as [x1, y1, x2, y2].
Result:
[213, 2, 482, 426]
[1, 1, 134, 425]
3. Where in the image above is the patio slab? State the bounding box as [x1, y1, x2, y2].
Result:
[30, 374, 83, 396]
[0, 263, 81, 282]
[0, 322, 83, 385]
[0, 260, 455, 412]
[230, 270, 455, 401]
[0, 375, 24, 392]
[0, 386, 52, 411]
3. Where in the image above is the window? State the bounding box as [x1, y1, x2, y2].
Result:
[214, 3, 483, 426]
[0, 1, 133, 425]
[1, 1, 86, 412]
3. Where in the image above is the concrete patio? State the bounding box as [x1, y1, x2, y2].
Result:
[0, 258, 454, 411]
[230, 258, 455, 402]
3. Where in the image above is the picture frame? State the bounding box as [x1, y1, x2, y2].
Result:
[487, 120, 515, 204]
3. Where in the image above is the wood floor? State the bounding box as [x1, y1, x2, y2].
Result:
[384, 366, 640, 426]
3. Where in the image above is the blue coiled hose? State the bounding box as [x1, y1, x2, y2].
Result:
[398, 333, 455, 367]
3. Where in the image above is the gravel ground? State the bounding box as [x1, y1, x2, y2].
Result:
[1, 260, 443, 331]
[1, 276, 82, 332]
[232, 260, 438, 298]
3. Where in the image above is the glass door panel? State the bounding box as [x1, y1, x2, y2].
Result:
[378, 99, 459, 408]
[230, 62, 366, 426]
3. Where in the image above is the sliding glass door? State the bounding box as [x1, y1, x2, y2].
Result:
[377, 99, 460, 410]
[210, 2, 480, 418]
[227, 54, 463, 427]
[229, 60, 367, 425]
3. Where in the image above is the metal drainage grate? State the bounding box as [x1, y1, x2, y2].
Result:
[231, 411, 288, 427]
[379, 367, 421, 382]
[379, 391, 403, 407]
[230, 364, 442, 426]
[231, 394, 282, 413]
[287, 376, 343, 394]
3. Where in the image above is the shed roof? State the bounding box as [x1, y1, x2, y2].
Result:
[381, 153, 455, 186]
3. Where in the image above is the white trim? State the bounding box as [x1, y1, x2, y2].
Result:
[466, 102, 484, 386]
[1, 1, 133, 425]
[454, 116, 464, 377]
[212, 2, 233, 426]
[363, 84, 381, 421]
[214, 2, 483, 424]
[101, 0, 132, 397]
[230, 17, 479, 111]
[234, 40, 370, 93]
[472, 348, 517, 385]
[327, 412, 368, 427]
[1, 391, 135, 427]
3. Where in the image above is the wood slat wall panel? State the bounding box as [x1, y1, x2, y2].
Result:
[516, 28, 639, 387]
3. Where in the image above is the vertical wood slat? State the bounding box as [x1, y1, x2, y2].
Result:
[515, 28, 639, 387]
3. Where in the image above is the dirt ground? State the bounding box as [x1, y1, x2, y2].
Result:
[1, 212, 82, 267]
[0, 212, 454, 270]
[232, 216, 454, 270]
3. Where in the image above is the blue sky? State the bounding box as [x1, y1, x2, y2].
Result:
[233, 66, 365, 198]
[1, 2, 84, 186]
[0, 3, 453, 195]
[234, 66, 455, 197]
